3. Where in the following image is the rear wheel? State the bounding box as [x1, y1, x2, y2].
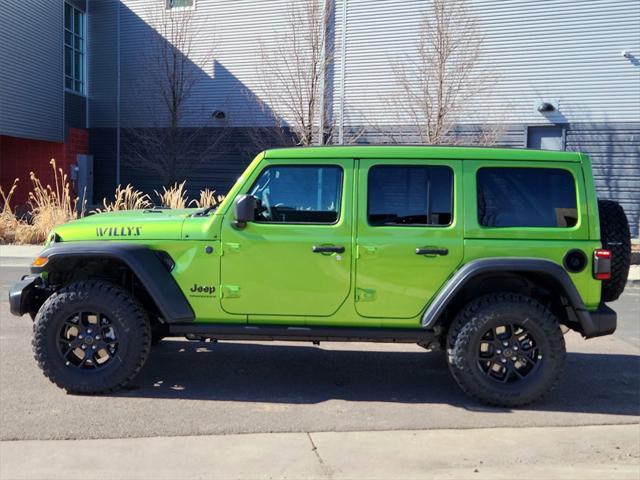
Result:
[447, 293, 566, 407]
[33, 280, 151, 394]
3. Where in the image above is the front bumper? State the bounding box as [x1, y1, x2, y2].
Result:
[579, 304, 617, 338]
[8, 274, 42, 317]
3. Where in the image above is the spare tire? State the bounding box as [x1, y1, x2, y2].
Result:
[598, 199, 631, 302]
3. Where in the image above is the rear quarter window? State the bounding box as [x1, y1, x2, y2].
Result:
[477, 167, 577, 228]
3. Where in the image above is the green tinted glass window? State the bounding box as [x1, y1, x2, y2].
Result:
[477, 167, 577, 228]
[64, 3, 84, 94]
[167, 0, 195, 8]
[368, 165, 453, 226]
[249, 166, 343, 224]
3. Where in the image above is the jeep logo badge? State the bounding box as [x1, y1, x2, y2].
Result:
[189, 284, 216, 297]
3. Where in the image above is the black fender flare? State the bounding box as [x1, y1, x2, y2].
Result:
[31, 242, 194, 323]
[422, 257, 601, 337]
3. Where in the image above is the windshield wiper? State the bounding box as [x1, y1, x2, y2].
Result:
[192, 206, 217, 217]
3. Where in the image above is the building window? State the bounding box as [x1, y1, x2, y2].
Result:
[64, 3, 85, 94]
[368, 165, 453, 226]
[166, 0, 195, 9]
[477, 167, 577, 228]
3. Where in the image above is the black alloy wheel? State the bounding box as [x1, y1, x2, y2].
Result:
[476, 323, 541, 383]
[57, 311, 119, 370]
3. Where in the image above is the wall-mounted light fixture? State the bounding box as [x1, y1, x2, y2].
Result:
[212, 110, 226, 120]
[534, 99, 559, 115]
[537, 102, 556, 113]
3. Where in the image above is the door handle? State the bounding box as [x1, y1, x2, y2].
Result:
[312, 245, 345, 254]
[415, 247, 449, 256]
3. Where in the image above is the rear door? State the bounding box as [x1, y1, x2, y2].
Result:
[354, 159, 464, 319]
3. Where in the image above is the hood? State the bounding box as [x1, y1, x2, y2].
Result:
[49, 208, 200, 243]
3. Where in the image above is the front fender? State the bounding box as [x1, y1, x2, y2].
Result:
[31, 242, 194, 323]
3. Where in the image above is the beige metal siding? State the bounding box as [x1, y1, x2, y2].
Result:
[0, 0, 64, 141]
[334, 0, 640, 128]
[117, 0, 320, 128]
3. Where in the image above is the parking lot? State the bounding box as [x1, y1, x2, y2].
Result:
[1, 263, 638, 442]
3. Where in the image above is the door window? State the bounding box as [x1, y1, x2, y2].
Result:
[367, 165, 453, 226]
[249, 165, 343, 224]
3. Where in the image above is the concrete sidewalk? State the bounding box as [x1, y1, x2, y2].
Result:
[1, 424, 638, 480]
[0, 245, 43, 268]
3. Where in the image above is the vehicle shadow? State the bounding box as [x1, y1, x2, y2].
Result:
[116, 340, 640, 416]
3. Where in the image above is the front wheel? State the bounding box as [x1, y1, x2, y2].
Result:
[447, 293, 566, 407]
[32, 280, 151, 394]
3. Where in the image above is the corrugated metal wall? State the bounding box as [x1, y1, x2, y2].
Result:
[88, 0, 118, 128]
[334, 0, 640, 127]
[115, 0, 315, 128]
[86, 0, 639, 235]
[566, 123, 640, 237]
[0, 0, 64, 142]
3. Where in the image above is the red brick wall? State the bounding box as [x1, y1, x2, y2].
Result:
[0, 128, 89, 209]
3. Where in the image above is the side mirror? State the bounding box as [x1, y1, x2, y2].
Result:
[233, 194, 257, 229]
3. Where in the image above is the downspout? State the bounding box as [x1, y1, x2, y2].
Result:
[338, 0, 347, 145]
[85, 0, 89, 128]
[116, 0, 121, 186]
[317, 0, 329, 146]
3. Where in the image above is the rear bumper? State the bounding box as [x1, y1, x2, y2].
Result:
[8, 274, 42, 317]
[579, 304, 617, 338]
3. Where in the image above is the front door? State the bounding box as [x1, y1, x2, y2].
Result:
[220, 159, 353, 317]
[355, 159, 464, 319]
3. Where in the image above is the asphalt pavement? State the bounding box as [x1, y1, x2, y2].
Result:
[1, 264, 638, 441]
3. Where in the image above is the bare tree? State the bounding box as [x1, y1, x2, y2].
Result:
[389, 0, 500, 145]
[123, 8, 227, 186]
[255, 0, 333, 147]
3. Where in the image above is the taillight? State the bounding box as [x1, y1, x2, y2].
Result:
[593, 249, 612, 281]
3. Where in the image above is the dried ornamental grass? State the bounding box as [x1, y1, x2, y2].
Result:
[190, 188, 226, 209]
[0, 179, 21, 244]
[27, 159, 81, 242]
[95, 184, 152, 213]
[155, 181, 188, 209]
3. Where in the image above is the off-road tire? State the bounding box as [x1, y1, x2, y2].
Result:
[33, 280, 151, 394]
[447, 293, 566, 407]
[598, 199, 631, 302]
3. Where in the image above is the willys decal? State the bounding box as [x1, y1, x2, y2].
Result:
[96, 226, 142, 237]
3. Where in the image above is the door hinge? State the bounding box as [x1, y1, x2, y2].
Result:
[357, 245, 377, 259]
[355, 288, 376, 302]
[221, 285, 241, 298]
[223, 242, 241, 255]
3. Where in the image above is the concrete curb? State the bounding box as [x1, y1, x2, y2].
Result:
[0, 244, 43, 258]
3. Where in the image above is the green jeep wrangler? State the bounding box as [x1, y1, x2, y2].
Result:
[10, 146, 631, 406]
